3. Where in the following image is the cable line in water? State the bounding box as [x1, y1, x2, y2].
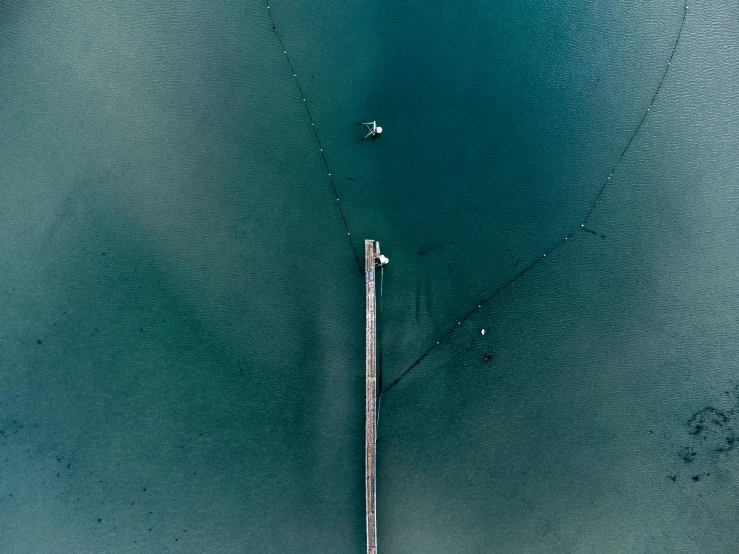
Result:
[381, 3, 690, 398]
[265, 2, 364, 276]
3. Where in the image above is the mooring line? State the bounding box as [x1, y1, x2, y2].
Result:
[380, 4, 689, 397]
[382, 231, 577, 396]
[584, 4, 688, 223]
[265, 2, 364, 276]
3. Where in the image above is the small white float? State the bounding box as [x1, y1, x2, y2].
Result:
[359, 121, 382, 140]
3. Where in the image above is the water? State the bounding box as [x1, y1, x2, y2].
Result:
[1, 0, 738, 552]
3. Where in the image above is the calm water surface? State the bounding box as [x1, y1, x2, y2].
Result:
[1, 0, 738, 552]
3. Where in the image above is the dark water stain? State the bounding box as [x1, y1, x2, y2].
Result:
[581, 226, 606, 239]
[0, 419, 23, 441]
[415, 279, 420, 322]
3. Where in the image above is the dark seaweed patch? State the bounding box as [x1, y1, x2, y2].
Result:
[674, 385, 739, 480]
[685, 404, 739, 455]
[688, 406, 729, 432]
[679, 447, 696, 463]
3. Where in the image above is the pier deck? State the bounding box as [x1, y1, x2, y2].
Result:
[365, 240, 378, 554]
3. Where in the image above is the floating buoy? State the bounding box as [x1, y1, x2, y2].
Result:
[360, 121, 382, 140]
[481, 329, 485, 336]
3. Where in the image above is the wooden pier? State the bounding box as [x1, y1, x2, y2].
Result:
[365, 240, 378, 554]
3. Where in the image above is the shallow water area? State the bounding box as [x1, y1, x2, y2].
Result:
[1, 0, 739, 552]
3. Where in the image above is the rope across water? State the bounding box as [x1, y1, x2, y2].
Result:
[380, 3, 690, 397]
[263, 1, 689, 397]
[265, 2, 364, 276]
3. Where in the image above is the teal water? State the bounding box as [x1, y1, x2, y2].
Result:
[1, 0, 738, 552]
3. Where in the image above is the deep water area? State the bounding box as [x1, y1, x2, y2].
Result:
[1, 0, 738, 552]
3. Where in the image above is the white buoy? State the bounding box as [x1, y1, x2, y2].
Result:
[360, 121, 382, 140]
[481, 329, 485, 336]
